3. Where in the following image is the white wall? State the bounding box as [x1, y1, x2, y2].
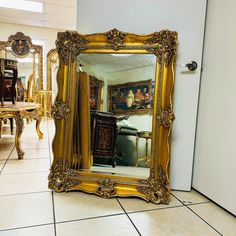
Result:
[77, 0, 207, 190]
[193, 0, 236, 215]
[0, 22, 62, 89]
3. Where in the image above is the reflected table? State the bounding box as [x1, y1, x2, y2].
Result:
[136, 131, 152, 167]
[0, 102, 43, 159]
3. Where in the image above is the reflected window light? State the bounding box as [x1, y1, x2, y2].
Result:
[0, 0, 43, 13]
[32, 39, 44, 46]
[17, 58, 38, 63]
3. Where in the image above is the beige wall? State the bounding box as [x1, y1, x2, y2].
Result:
[193, 0, 236, 215]
[0, 22, 62, 89]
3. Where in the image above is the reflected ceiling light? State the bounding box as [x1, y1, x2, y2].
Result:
[32, 39, 44, 46]
[17, 58, 38, 63]
[111, 54, 132, 57]
[0, 0, 43, 13]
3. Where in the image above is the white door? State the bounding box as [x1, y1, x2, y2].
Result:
[193, 0, 236, 215]
[77, 0, 207, 190]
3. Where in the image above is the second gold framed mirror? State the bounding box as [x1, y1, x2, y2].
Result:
[49, 29, 178, 204]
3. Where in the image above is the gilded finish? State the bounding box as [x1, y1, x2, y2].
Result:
[49, 29, 178, 204]
[48, 160, 81, 192]
[0, 32, 43, 90]
[157, 108, 175, 128]
[0, 102, 43, 159]
[144, 30, 178, 66]
[56, 31, 88, 64]
[96, 179, 116, 198]
[105, 28, 126, 50]
[51, 101, 70, 120]
[137, 166, 169, 204]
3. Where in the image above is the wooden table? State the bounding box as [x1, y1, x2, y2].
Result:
[0, 102, 43, 159]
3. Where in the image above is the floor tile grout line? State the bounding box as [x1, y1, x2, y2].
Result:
[0, 145, 15, 174]
[55, 212, 127, 225]
[192, 188, 236, 218]
[7, 157, 50, 160]
[116, 198, 142, 236]
[186, 205, 223, 236]
[171, 193, 223, 235]
[51, 191, 57, 236]
[47, 120, 57, 236]
[170, 193, 210, 206]
[0, 190, 51, 198]
[127, 204, 185, 215]
[0, 222, 54, 233]
[1, 170, 50, 175]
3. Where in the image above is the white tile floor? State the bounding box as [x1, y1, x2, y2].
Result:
[0, 120, 235, 236]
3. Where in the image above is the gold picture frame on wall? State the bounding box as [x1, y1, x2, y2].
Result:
[48, 29, 178, 204]
[107, 79, 152, 115]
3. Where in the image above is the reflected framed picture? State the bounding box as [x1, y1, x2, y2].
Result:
[108, 79, 153, 114]
[90, 76, 104, 111]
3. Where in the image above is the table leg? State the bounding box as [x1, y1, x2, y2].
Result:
[145, 137, 149, 167]
[135, 136, 140, 167]
[35, 112, 43, 139]
[15, 115, 24, 159]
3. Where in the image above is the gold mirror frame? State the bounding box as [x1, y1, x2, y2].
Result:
[49, 29, 178, 204]
[0, 32, 43, 91]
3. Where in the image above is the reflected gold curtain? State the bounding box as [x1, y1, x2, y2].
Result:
[73, 72, 92, 170]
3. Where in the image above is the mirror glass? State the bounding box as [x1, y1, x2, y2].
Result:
[77, 53, 156, 178]
[5, 47, 39, 102]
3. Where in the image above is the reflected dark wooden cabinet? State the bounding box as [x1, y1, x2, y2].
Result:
[90, 111, 117, 167]
[0, 58, 18, 106]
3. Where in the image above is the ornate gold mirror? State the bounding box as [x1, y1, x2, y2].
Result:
[0, 32, 43, 102]
[49, 29, 178, 204]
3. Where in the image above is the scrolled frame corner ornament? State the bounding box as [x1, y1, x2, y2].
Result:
[51, 101, 70, 120]
[48, 160, 81, 192]
[157, 107, 175, 128]
[144, 30, 178, 66]
[137, 166, 170, 204]
[56, 31, 89, 64]
[105, 28, 126, 51]
[96, 179, 116, 198]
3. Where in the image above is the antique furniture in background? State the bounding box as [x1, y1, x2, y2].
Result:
[49, 29, 178, 204]
[0, 58, 18, 106]
[0, 102, 43, 159]
[90, 110, 117, 167]
[136, 131, 152, 167]
[0, 32, 43, 94]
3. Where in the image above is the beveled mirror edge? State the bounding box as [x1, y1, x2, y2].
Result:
[49, 29, 178, 204]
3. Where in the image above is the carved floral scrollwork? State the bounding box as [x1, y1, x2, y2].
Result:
[96, 179, 116, 198]
[157, 108, 175, 128]
[144, 30, 178, 66]
[48, 160, 80, 192]
[137, 166, 169, 204]
[56, 31, 88, 64]
[52, 101, 70, 120]
[20, 109, 41, 120]
[105, 28, 126, 51]
[8, 32, 32, 57]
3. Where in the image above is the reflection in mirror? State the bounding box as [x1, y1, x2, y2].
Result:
[77, 53, 156, 178]
[5, 48, 38, 102]
[46, 49, 59, 105]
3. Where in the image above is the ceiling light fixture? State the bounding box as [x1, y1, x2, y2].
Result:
[0, 0, 43, 13]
